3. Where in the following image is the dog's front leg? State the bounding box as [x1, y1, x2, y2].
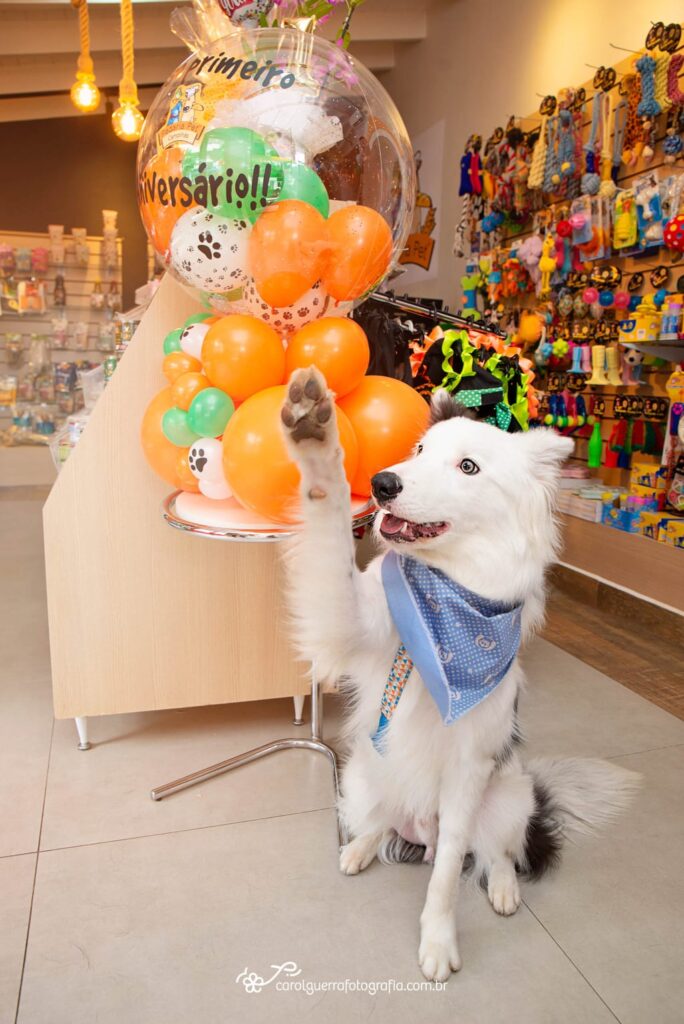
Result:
[419, 759, 494, 982]
[281, 366, 364, 679]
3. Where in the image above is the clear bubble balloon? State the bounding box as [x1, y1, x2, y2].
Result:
[137, 27, 415, 330]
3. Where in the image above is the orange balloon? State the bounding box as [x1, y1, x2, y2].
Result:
[202, 314, 286, 403]
[285, 318, 370, 398]
[222, 385, 358, 522]
[249, 200, 328, 307]
[337, 376, 429, 497]
[175, 449, 200, 491]
[171, 371, 210, 411]
[139, 147, 195, 257]
[140, 387, 199, 491]
[163, 351, 202, 384]
[323, 206, 392, 301]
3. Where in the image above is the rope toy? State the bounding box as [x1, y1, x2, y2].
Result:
[621, 73, 642, 165]
[542, 116, 560, 193]
[636, 54, 660, 161]
[527, 115, 548, 189]
[667, 53, 684, 105]
[581, 93, 601, 194]
[598, 89, 617, 198]
[555, 109, 576, 183]
[637, 55, 660, 117]
[654, 53, 672, 111]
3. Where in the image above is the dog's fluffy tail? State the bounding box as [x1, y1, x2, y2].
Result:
[377, 758, 640, 874]
[377, 832, 427, 865]
[520, 757, 641, 879]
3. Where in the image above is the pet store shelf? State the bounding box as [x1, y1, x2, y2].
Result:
[559, 515, 683, 615]
[621, 341, 684, 362]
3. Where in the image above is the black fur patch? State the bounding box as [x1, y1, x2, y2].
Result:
[429, 390, 476, 427]
[378, 833, 426, 865]
[521, 780, 563, 880]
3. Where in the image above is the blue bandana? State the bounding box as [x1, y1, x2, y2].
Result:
[372, 552, 522, 750]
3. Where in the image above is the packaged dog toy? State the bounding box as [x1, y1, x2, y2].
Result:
[634, 174, 664, 249]
[665, 456, 684, 513]
[613, 190, 637, 249]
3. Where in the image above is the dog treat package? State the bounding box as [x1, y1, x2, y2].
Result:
[665, 456, 684, 514]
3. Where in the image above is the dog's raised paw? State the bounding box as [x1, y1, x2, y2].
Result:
[281, 367, 334, 445]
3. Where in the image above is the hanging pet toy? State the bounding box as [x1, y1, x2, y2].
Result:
[538, 235, 557, 297]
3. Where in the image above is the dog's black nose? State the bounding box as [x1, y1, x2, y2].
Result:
[371, 471, 403, 504]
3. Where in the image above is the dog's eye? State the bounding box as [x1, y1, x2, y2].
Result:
[459, 458, 480, 475]
[416, 444, 424, 455]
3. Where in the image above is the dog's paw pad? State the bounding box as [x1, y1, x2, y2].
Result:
[316, 398, 332, 423]
[304, 374, 322, 400]
[281, 367, 334, 446]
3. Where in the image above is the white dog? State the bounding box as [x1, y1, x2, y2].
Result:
[280, 366, 638, 982]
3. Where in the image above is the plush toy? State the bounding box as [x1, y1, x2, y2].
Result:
[538, 235, 557, 297]
[461, 260, 482, 319]
[517, 235, 543, 290]
[459, 134, 483, 196]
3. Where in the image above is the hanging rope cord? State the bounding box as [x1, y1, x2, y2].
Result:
[71, 0, 93, 76]
[119, 0, 138, 106]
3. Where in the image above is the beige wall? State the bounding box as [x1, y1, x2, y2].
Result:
[381, 0, 684, 302]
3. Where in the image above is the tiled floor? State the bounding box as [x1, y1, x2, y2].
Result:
[2, 497, 683, 1024]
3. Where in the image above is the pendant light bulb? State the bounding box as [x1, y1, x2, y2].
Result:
[71, 70, 100, 113]
[112, 100, 145, 142]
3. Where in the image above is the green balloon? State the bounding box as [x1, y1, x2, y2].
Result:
[187, 388, 234, 438]
[163, 328, 183, 355]
[162, 407, 200, 447]
[184, 312, 213, 327]
[181, 147, 201, 182]
[203, 126, 269, 163]
[181, 127, 284, 223]
[274, 162, 330, 217]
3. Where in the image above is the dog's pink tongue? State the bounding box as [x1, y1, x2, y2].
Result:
[381, 513, 406, 535]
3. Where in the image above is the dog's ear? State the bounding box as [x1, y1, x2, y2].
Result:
[429, 389, 476, 427]
[521, 429, 574, 485]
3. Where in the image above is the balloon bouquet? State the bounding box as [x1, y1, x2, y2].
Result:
[138, 11, 426, 524]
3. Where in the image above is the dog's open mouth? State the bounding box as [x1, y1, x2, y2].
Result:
[379, 513, 450, 543]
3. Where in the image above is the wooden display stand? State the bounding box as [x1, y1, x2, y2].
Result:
[559, 515, 684, 615]
[43, 275, 308, 724]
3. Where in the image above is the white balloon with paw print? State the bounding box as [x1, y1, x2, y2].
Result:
[179, 321, 210, 360]
[188, 437, 232, 500]
[228, 277, 353, 336]
[169, 208, 251, 293]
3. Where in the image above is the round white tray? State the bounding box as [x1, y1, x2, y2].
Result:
[163, 491, 375, 542]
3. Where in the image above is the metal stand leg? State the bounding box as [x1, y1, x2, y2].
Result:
[74, 716, 91, 751]
[292, 694, 305, 726]
[150, 679, 348, 847]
